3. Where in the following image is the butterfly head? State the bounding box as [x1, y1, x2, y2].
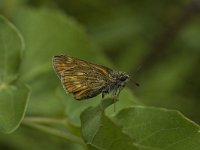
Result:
[119, 72, 129, 82]
[112, 71, 129, 88]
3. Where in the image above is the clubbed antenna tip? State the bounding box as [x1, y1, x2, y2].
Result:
[135, 82, 140, 87]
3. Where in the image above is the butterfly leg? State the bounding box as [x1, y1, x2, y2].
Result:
[112, 87, 123, 111]
[100, 86, 110, 111]
[102, 92, 106, 99]
[100, 92, 107, 111]
[112, 90, 118, 112]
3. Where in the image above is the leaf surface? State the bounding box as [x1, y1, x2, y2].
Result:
[0, 16, 30, 133]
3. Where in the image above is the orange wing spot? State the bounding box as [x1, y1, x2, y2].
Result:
[91, 64, 109, 75]
[74, 89, 88, 99]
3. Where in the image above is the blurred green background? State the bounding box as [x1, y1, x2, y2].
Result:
[0, 0, 200, 149]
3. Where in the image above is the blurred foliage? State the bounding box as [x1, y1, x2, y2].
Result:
[0, 0, 200, 150]
[81, 102, 200, 150]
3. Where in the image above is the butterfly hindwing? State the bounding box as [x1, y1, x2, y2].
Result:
[52, 55, 113, 100]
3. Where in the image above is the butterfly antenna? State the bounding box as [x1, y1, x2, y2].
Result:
[130, 78, 140, 87]
[129, 65, 142, 87]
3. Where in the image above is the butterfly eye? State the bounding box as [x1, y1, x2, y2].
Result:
[120, 75, 128, 81]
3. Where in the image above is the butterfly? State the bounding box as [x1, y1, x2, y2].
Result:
[52, 55, 130, 101]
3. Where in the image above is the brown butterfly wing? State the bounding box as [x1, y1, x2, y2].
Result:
[52, 55, 113, 100]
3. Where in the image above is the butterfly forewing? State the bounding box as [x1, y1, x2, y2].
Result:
[52, 55, 113, 100]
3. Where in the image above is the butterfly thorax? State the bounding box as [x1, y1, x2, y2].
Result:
[101, 71, 129, 96]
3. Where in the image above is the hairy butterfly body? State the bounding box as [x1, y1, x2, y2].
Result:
[52, 55, 129, 100]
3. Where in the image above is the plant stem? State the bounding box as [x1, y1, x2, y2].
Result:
[23, 116, 81, 136]
[22, 117, 86, 149]
[23, 116, 67, 125]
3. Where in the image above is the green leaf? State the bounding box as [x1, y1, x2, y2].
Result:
[81, 103, 200, 150]
[80, 103, 138, 150]
[57, 86, 139, 126]
[113, 106, 200, 150]
[0, 15, 24, 83]
[0, 83, 30, 133]
[0, 15, 30, 133]
[105, 88, 140, 116]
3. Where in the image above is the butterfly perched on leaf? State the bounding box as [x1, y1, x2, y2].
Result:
[52, 55, 130, 101]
